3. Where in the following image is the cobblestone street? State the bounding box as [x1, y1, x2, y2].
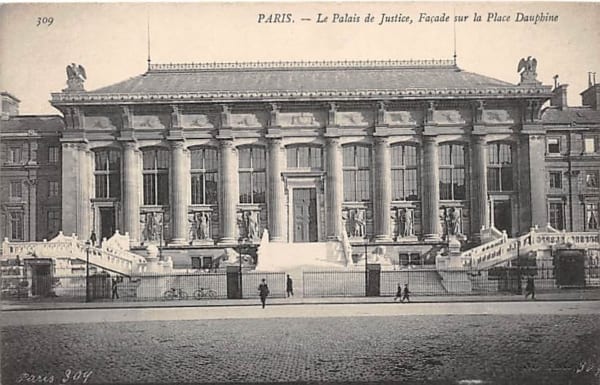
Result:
[2, 303, 600, 385]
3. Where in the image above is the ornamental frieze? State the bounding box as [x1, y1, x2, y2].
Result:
[431, 110, 466, 125]
[181, 114, 215, 129]
[482, 109, 514, 124]
[229, 113, 263, 128]
[133, 115, 168, 130]
[83, 116, 116, 130]
[278, 112, 322, 127]
[384, 111, 418, 126]
[336, 111, 373, 127]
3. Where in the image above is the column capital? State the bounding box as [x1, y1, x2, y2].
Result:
[121, 141, 139, 151]
[374, 136, 390, 146]
[219, 138, 235, 149]
[325, 136, 341, 145]
[472, 135, 488, 145]
[422, 135, 438, 144]
[169, 140, 186, 150]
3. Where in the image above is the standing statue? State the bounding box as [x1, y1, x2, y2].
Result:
[352, 210, 365, 237]
[400, 208, 413, 237]
[64, 63, 87, 91]
[246, 211, 258, 240]
[449, 208, 462, 236]
[189, 214, 199, 241]
[198, 213, 210, 240]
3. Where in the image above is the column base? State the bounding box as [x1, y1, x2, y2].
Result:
[373, 235, 392, 243]
[423, 234, 442, 243]
[168, 238, 188, 246]
[217, 237, 237, 246]
[396, 236, 419, 243]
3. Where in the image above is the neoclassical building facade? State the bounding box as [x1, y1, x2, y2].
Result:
[50, 59, 558, 256]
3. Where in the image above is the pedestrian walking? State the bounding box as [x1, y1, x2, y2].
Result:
[111, 277, 119, 300]
[525, 276, 535, 300]
[286, 274, 294, 297]
[401, 283, 411, 303]
[394, 283, 402, 302]
[90, 230, 97, 247]
[258, 278, 270, 308]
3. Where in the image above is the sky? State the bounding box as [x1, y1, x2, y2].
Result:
[1, 2, 599, 115]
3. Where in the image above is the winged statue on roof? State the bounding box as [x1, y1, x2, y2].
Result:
[63, 63, 87, 92]
[517, 56, 540, 85]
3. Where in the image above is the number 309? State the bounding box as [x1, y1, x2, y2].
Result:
[37, 17, 54, 26]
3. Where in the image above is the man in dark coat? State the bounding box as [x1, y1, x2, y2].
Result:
[90, 230, 97, 247]
[525, 276, 535, 300]
[286, 275, 294, 297]
[401, 283, 411, 303]
[258, 278, 270, 308]
[111, 277, 119, 300]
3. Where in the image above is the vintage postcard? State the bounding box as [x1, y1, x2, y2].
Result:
[1, 2, 599, 385]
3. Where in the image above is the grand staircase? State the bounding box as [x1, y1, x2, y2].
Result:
[2, 231, 149, 276]
[461, 225, 600, 269]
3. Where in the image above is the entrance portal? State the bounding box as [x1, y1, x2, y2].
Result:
[293, 188, 317, 242]
[493, 200, 512, 236]
[100, 208, 116, 241]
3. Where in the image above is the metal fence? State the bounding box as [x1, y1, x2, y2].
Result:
[0, 270, 286, 302]
[303, 266, 600, 297]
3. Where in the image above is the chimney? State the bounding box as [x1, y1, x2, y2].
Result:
[1, 92, 20, 120]
[551, 84, 568, 110]
[581, 72, 599, 110]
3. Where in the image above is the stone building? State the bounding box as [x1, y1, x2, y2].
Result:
[0, 92, 63, 242]
[48, 58, 569, 260]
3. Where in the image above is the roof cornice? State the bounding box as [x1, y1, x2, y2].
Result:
[50, 86, 553, 106]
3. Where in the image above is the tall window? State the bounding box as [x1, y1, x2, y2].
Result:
[439, 144, 466, 200]
[391, 144, 418, 201]
[48, 146, 59, 163]
[9, 181, 22, 199]
[586, 203, 599, 230]
[239, 147, 266, 204]
[287, 146, 322, 169]
[549, 202, 564, 230]
[8, 147, 22, 164]
[48, 181, 59, 197]
[9, 212, 23, 240]
[94, 149, 121, 199]
[47, 210, 61, 237]
[487, 143, 513, 191]
[584, 136, 598, 153]
[547, 137, 561, 154]
[343, 144, 371, 202]
[191, 148, 218, 205]
[143, 148, 169, 205]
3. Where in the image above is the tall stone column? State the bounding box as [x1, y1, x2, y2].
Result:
[374, 136, 392, 242]
[27, 179, 37, 241]
[61, 142, 92, 240]
[268, 138, 286, 242]
[326, 136, 343, 240]
[219, 139, 237, 244]
[170, 141, 188, 244]
[527, 133, 548, 227]
[422, 136, 440, 242]
[471, 135, 488, 243]
[122, 142, 141, 245]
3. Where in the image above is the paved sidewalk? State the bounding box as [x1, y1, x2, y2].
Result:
[2, 288, 599, 311]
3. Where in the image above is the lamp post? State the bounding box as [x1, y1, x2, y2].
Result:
[238, 237, 246, 299]
[158, 211, 164, 262]
[364, 238, 368, 296]
[85, 240, 91, 302]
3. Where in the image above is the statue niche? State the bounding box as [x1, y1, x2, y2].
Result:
[189, 212, 212, 243]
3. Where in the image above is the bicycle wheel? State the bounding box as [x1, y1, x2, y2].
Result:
[206, 290, 217, 298]
[163, 290, 174, 300]
[193, 289, 204, 300]
[180, 291, 189, 300]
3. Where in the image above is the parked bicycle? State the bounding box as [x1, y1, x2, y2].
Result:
[163, 288, 188, 300]
[193, 288, 217, 299]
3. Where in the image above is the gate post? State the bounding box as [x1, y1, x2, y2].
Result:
[366, 263, 381, 297]
[226, 266, 242, 299]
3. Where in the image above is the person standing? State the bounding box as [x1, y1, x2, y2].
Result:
[111, 277, 119, 300]
[394, 283, 402, 302]
[286, 274, 294, 297]
[525, 276, 535, 300]
[90, 230, 97, 247]
[401, 283, 411, 303]
[258, 278, 270, 308]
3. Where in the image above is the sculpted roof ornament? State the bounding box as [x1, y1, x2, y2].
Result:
[518, 56, 540, 86]
[64, 63, 87, 92]
[147, 59, 458, 72]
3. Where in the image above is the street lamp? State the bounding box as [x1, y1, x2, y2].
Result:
[85, 240, 91, 302]
[158, 211, 165, 262]
[364, 238, 368, 297]
[238, 237, 246, 299]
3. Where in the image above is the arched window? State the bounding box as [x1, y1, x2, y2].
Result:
[487, 143, 513, 191]
[391, 144, 418, 201]
[94, 149, 121, 199]
[343, 144, 371, 202]
[190, 148, 218, 205]
[286, 145, 322, 169]
[238, 147, 266, 204]
[439, 144, 466, 200]
[142, 148, 169, 205]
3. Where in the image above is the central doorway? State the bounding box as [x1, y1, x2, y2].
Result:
[293, 188, 318, 242]
[493, 200, 512, 236]
[99, 207, 116, 241]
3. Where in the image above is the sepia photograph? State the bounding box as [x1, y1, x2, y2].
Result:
[1, 2, 599, 384]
